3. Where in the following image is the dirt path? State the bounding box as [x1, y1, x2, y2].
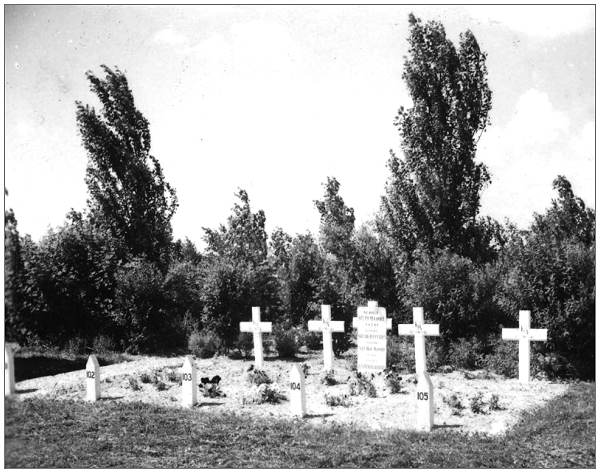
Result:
[12, 350, 569, 435]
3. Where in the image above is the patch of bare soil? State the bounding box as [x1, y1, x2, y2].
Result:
[13, 349, 569, 435]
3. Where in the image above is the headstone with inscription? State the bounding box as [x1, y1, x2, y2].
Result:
[85, 355, 100, 402]
[289, 364, 306, 417]
[355, 301, 388, 374]
[308, 305, 345, 371]
[502, 310, 547, 383]
[181, 355, 197, 407]
[240, 307, 272, 369]
[5, 345, 16, 397]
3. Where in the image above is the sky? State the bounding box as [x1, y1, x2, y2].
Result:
[4, 5, 595, 248]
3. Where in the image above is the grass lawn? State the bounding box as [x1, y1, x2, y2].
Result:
[5, 382, 595, 468]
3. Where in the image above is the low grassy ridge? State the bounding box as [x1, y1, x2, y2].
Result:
[5, 383, 595, 468]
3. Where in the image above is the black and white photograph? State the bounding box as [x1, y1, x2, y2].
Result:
[3, 3, 595, 468]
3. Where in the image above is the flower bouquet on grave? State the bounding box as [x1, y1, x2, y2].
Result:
[199, 375, 226, 398]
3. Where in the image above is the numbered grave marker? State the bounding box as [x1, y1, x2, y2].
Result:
[502, 310, 548, 383]
[5, 345, 16, 397]
[86, 355, 100, 402]
[308, 305, 345, 371]
[398, 307, 440, 374]
[240, 307, 272, 369]
[416, 372, 434, 432]
[289, 365, 306, 417]
[181, 355, 197, 407]
[354, 301, 390, 374]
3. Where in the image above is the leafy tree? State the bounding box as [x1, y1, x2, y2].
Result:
[496, 177, 595, 379]
[531, 175, 595, 246]
[204, 189, 267, 267]
[17, 211, 126, 346]
[76, 65, 178, 268]
[5, 190, 26, 343]
[201, 190, 278, 347]
[350, 224, 399, 317]
[380, 14, 493, 262]
[113, 257, 180, 353]
[314, 177, 355, 262]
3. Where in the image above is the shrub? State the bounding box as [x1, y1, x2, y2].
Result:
[488, 393, 500, 411]
[92, 335, 117, 355]
[484, 341, 518, 378]
[298, 328, 322, 350]
[65, 337, 87, 356]
[347, 372, 377, 397]
[387, 337, 414, 372]
[447, 337, 485, 370]
[127, 376, 141, 391]
[140, 371, 154, 384]
[243, 384, 285, 404]
[406, 249, 504, 341]
[234, 332, 254, 358]
[163, 368, 180, 384]
[301, 363, 310, 377]
[320, 370, 337, 386]
[246, 368, 271, 386]
[272, 326, 298, 358]
[443, 393, 464, 415]
[383, 370, 404, 394]
[154, 380, 168, 391]
[469, 392, 486, 414]
[188, 330, 222, 359]
[324, 393, 351, 407]
[345, 353, 357, 372]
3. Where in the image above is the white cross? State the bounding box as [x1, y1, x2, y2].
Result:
[352, 301, 392, 331]
[308, 305, 345, 371]
[239, 307, 272, 369]
[5, 345, 16, 397]
[502, 310, 547, 383]
[397, 307, 439, 374]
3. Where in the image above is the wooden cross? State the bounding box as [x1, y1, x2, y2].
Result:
[502, 310, 547, 383]
[308, 305, 345, 371]
[239, 307, 272, 369]
[352, 301, 392, 331]
[397, 307, 439, 374]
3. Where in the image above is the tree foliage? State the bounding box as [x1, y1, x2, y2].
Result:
[76, 65, 177, 267]
[314, 177, 355, 262]
[380, 14, 493, 262]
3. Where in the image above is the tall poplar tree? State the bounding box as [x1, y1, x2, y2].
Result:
[380, 14, 493, 262]
[76, 65, 178, 267]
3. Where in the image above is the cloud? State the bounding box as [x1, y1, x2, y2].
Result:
[153, 27, 188, 46]
[466, 5, 593, 38]
[478, 88, 594, 227]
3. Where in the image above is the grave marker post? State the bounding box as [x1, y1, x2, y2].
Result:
[5, 345, 16, 397]
[501, 310, 548, 383]
[416, 372, 434, 432]
[181, 355, 197, 407]
[86, 355, 100, 402]
[289, 365, 306, 417]
[240, 307, 272, 369]
[308, 305, 345, 371]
